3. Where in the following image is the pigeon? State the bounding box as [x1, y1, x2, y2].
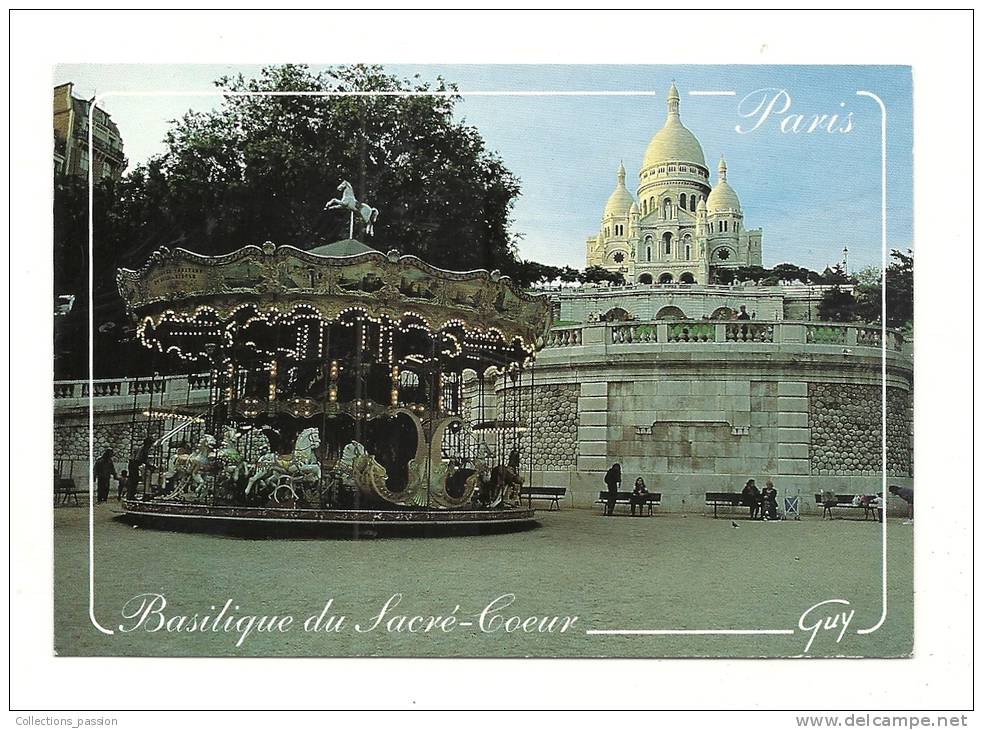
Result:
[731, 521, 740, 528]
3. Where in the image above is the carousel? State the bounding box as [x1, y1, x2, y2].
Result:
[115, 186, 552, 534]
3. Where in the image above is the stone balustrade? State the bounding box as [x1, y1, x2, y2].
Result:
[53, 373, 211, 410]
[542, 320, 908, 354]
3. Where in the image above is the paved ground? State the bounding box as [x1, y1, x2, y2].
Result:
[54, 502, 912, 658]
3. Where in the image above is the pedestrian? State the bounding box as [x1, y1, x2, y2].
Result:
[603, 463, 621, 516]
[630, 477, 649, 516]
[888, 485, 914, 524]
[128, 437, 154, 499]
[820, 489, 837, 520]
[741, 479, 761, 520]
[94, 449, 117, 503]
[760, 479, 779, 521]
[116, 470, 129, 502]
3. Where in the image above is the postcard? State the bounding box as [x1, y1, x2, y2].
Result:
[49, 62, 917, 663]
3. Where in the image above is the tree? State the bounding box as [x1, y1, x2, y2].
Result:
[885, 249, 913, 329]
[56, 64, 529, 377]
[579, 266, 626, 286]
[817, 285, 859, 322]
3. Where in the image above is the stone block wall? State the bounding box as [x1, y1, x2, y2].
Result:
[808, 383, 913, 477]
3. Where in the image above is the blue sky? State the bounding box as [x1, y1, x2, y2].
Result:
[56, 64, 912, 272]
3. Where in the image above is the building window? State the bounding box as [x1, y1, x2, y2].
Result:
[717, 221, 722, 233]
[642, 199, 648, 215]
[690, 195, 696, 212]
[663, 232, 672, 255]
[717, 248, 731, 261]
[613, 251, 625, 264]
[638, 273, 653, 284]
[679, 193, 687, 208]
[646, 246, 651, 262]
[734, 221, 739, 233]
[658, 273, 674, 284]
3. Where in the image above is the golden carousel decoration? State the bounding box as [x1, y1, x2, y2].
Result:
[116, 190, 552, 532]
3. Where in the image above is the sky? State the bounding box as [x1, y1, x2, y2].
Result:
[55, 64, 913, 272]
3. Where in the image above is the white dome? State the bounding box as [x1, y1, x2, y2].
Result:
[604, 161, 635, 217]
[706, 157, 741, 212]
[642, 84, 706, 169]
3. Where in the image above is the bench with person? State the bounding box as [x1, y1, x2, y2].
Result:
[519, 486, 567, 511]
[595, 491, 662, 515]
[814, 493, 878, 520]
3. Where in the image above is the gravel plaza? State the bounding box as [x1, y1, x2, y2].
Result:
[55, 502, 913, 658]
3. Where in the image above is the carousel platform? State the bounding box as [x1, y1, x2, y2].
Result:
[118, 499, 538, 537]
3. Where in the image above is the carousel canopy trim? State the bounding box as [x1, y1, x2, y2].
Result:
[118, 242, 552, 349]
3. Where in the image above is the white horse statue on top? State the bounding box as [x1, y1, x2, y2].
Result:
[324, 180, 379, 237]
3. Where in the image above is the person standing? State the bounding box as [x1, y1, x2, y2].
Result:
[93, 449, 117, 504]
[116, 470, 129, 502]
[128, 436, 154, 499]
[604, 463, 621, 516]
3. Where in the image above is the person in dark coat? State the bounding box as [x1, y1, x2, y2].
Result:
[603, 463, 622, 516]
[740, 479, 761, 520]
[93, 449, 117, 503]
[128, 437, 154, 499]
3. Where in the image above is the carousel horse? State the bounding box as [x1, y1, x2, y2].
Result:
[214, 426, 246, 491]
[245, 428, 322, 504]
[162, 434, 216, 500]
[324, 180, 380, 237]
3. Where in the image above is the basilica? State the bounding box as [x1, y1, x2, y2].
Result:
[586, 83, 762, 284]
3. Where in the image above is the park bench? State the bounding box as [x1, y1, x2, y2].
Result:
[595, 491, 662, 516]
[814, 493, 878, 520]
[520, 486, 567, 511]
[54, 477, 83, 506]
[704, 491, 748, 518]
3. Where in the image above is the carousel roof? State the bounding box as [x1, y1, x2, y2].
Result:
[117, 240, 553, 354]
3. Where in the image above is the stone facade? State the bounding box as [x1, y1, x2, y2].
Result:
[526, 319, 914, 514]
[809, 383, 913, 478]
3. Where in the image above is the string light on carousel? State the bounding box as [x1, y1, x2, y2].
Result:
[116, 180, 552, 532]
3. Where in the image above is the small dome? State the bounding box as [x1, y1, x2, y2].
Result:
[642, 84, 706, 169]
[696, 198, 706, 211]
[706, 156, 741, 212]
[604, 161, 635, 218]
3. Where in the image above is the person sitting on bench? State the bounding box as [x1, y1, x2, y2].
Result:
[630, 477, 649, 516]
[741, 479, 761, 520]
[820, 489, 837, 520]
[760, 479, 779, 521]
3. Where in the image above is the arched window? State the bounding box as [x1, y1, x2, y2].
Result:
[638, 273, 653, 285]
[711, 306, 735, 320]
[602, 307, 630, 322]
[679, 193, 687, 208]
[684, 235, 692, 259]
[642, 199, 648, 215]
[734, 221, 739, 233]
[656, 305, 685, 319]
[663, 232, 672, 255]
[658, 273, 674, 285]
[690, 195, 696, 212]
[646, 246, 651, 263]
[724, 220, 729, 233]
[679, 272, 696, 284]
[649, 197, 655, 214]
[717, 221, 723, 233]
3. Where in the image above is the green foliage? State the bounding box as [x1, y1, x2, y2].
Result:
[847, 250, 914, 329]
[579, 265, 626, 286]
[55, 64, 532, 377]
[817, 285, 860, 322]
